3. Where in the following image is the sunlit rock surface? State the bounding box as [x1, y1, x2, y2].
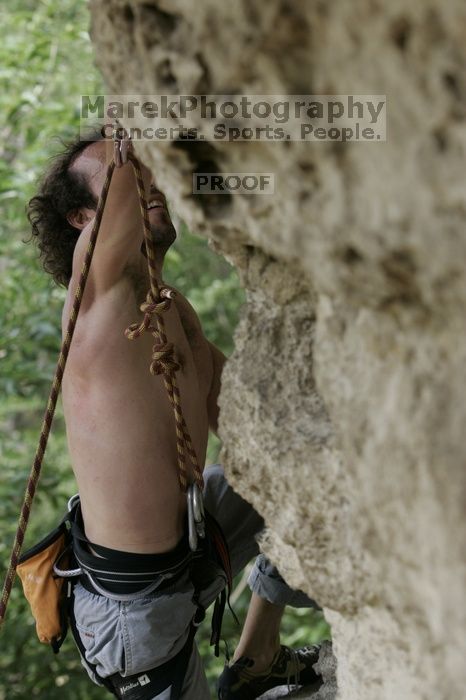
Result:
[89, 1, 466, 698]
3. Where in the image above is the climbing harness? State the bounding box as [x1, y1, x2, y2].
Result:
[0, 129, 207, 630]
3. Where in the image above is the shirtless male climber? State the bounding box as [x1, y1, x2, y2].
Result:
[26, 129, 324, 699]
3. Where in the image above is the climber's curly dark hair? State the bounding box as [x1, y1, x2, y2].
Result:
[26, 130, 104, 288]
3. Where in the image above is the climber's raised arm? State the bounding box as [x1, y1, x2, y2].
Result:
[68, 134, 152, 294]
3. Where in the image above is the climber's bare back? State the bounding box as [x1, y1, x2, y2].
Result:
[60, 139, 221, 554]
[62, 259, 212, 553]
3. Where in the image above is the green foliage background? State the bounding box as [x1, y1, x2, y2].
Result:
[0, 2, 329, 698]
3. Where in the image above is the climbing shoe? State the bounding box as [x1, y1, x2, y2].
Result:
[217, 644, 323, 699]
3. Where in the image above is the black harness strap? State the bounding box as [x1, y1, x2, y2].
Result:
[70, 504, 192, 595]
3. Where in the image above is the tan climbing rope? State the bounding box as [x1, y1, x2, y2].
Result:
[0, 141, 203, 628]
[124, 152, 204, 492]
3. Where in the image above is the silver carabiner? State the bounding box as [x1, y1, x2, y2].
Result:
[67, 493, 80, 512]
[193, 482, 206, 540]
[187, 483, 206, 551]
[187, 485, 198, 552]
[192, 483, 204, 523]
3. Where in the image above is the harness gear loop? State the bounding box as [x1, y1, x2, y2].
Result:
[0, 145, 203, 629]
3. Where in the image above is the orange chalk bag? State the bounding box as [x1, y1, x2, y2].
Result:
[16, 512, 74, 652]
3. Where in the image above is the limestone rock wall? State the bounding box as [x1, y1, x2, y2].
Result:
[89, 1, 466, 698]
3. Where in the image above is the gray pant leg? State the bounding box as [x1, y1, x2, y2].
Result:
[248, 554, 319, 609]
[203, 463, 264, 577]
[151, 643, 209, 700]
[203, 465, 319, 610]
[179, 643, 210, 700]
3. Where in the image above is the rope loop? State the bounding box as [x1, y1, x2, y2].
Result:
[125, 322, 144, 340]
[125, 288, 175, 341]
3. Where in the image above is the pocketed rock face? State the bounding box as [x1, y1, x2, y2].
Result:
[89, 1, 466, 698]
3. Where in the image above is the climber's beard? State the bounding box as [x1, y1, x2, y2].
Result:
[149, 207, 177, 248]
[140, 208, 177, 259]
[146, 187, 177, 250]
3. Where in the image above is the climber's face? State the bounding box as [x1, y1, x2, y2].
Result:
[70, 140, 176, 250]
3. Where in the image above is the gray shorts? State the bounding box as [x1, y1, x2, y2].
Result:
[72, 464, 317, 699]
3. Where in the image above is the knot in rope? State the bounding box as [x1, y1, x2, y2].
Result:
[140, 289, 172, 316]
[150, 341, 180, 375]
[124, 288, 174, 341]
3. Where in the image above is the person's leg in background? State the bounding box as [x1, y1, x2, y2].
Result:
[202, 465, 324, 699]
[231, 593, 284, 672]
[217, 554, 323, 699]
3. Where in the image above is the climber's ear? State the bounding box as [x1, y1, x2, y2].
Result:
[67, 207, 94, 231]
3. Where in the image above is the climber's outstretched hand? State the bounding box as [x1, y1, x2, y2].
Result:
[112, 122, 132, 167]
